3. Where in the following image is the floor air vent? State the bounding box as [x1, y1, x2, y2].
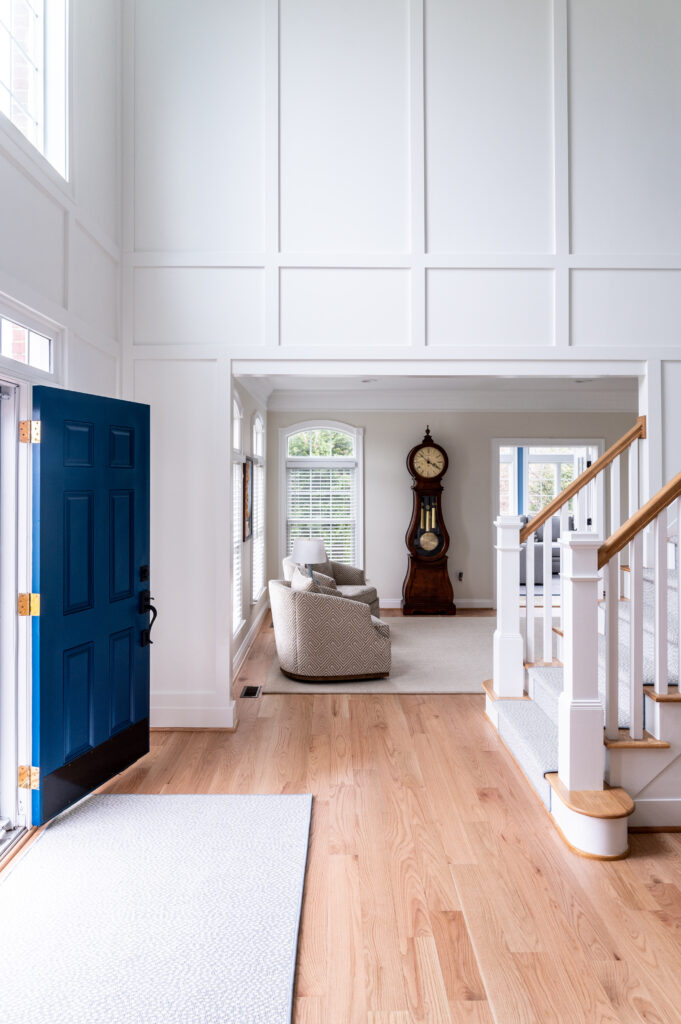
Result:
[240, 685, 262, 699]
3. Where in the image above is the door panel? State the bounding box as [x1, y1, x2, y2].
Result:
[32, 387, 150, 825]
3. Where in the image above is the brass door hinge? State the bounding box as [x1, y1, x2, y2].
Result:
[18, 766, 39, 790]
[19, 420, 40, 443]
[17, 593, 40, 616]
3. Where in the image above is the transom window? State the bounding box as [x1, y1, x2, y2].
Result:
[282, 422, 363, 566]
[0, 0, 67, 177]
[0, 313, 51, 371]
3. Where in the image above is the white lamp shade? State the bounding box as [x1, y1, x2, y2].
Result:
[291, 538, 327, 565]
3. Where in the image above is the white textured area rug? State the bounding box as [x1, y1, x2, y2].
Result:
[264, 615, 496, 694]
[0, 794, 312, 1024]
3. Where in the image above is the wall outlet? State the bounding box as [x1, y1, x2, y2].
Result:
[457, 571, 463, 582]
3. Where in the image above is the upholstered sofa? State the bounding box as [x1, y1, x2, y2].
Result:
[519, 514, 574, 585]
[269, 580, 391, 681]
[282, 555, 379, 616]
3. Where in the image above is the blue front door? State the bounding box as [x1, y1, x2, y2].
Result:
[31, 387, 150, 824]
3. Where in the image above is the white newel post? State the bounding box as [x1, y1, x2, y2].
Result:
[493, 516, 525, 697]
[558, 533, 604, 792]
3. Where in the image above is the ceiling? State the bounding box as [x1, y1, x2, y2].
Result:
[234, 373, 639, 414]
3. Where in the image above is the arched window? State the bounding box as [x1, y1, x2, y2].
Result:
[279, 421, 364, 566]
[251, 414, 266, 601]
[232, 396, 244, 635]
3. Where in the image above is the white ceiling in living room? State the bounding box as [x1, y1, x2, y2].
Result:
[235, 374, 639, 414]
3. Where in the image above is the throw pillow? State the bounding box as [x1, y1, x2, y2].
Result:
[312, 570, 337, 590]
[291, 567, 317, 593]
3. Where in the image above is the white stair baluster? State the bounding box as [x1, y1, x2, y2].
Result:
[577, 487, 586, 531]
[629, 532, 644, 740]
[605, 559, 619, 740]
[526, 532, 535, 663]
[558, 533, 604, 791]
[655, 509, 668, 696]
[543, 519, 553, 662]
[678, 497, 681, 690]
[493, 516, 525, 697]
[596, 471, 605, 538]
[559, 505, 569, 640]
[610, 455, 622, 594]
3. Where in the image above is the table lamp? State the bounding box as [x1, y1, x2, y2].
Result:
[291, 538, 327, 577]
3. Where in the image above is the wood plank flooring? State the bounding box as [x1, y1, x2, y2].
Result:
[101, 614, 681, 1023]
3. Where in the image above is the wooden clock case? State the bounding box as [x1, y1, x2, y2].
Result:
[402, 428, 456, 616]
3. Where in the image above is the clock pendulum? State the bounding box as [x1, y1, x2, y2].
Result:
[402, 426, 456, 615]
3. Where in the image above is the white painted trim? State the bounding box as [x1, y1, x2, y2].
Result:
[278, 419, 365, 571]
[265, 387, 637, 414]
[232, 597, 270, 680]
[629, 799, 681, 829]
[0, 372, 33, 828]
[150, 705, 236, 729]
[380, 597, 493, 609]
[550, 790, 630, 858]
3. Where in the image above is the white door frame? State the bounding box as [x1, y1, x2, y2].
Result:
[0, 372, 33, 836]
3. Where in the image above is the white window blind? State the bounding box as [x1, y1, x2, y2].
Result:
[232, 462, 242, 635]
[252, 463, 265, 600]
[286, 463, 356, 564]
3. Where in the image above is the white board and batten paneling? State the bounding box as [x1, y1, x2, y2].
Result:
[124, 0, 681, 726]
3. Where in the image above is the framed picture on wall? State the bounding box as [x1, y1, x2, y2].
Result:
[243, 456, 253, 541]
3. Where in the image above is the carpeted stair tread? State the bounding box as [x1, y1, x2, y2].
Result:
[528, 659, 634, 729]
[616, 573, 679, 646]
[496, 700, 557, 809]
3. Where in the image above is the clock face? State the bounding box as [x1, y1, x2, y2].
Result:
[413, 446, 445, 479]
[419, 531, 439, 552]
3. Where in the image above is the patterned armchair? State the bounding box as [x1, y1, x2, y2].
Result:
[282, 556, 379, 616]
[269, 580, 391, 681]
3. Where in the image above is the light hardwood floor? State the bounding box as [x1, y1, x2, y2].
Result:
[103, 613, 681, 1023]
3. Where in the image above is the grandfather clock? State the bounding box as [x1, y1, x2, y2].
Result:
[402, 427, 456, 615]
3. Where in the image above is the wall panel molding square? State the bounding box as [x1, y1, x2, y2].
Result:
[280, 0, 410, 253]
[280, 268, 410, 347]
[133, 267, 264, 346]
[569, 0, 681, 254]
[427, 269, 554, 346]
[571, 270, 681, 347]
[134, 0, 265, 253]
[425, 0, 554, 254]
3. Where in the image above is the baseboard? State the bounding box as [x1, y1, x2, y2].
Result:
[380, 597, 493, 610]
[232, 598, 270, 677]
[150, 704, 236, 729]
[629, 798, 681, 828]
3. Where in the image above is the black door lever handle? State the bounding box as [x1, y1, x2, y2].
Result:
[139, 589, 158, 647]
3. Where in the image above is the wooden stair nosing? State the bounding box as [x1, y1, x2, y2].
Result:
[603, 728, 670, 749]
[545, 773, 634, 819]
[481, 678, 530, 703]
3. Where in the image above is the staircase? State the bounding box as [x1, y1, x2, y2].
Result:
[489, 417, 681, 858]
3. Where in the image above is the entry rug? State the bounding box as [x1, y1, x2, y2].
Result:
[0, 793, 312, 1024]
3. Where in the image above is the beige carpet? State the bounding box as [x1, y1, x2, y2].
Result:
[263, 615, 496, 694]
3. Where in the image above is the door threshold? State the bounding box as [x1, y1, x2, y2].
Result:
[0, 826, 27, 863]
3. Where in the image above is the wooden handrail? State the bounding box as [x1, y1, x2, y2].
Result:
[519, 416, 646, 543]
[598, 468, 681, 570]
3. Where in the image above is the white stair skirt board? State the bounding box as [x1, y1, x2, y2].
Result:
[0, 794, 312, 1024]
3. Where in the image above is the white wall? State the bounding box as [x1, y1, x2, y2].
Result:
[267, 409, 635, 606]
[123, 0, 681, 724]
[0, 0, 121, 397]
